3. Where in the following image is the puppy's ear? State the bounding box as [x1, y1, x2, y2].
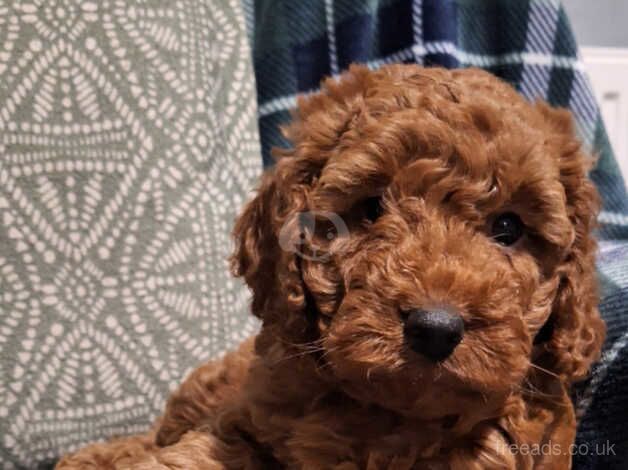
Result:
[231, 65, 374, 333]
[230, 167, 307, 324]
[536, 103, 605, 382]
[230, 172, 278, 313]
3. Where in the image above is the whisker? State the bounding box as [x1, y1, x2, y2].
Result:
[277, 336, 325, 351]
[528, 362, 560, 380]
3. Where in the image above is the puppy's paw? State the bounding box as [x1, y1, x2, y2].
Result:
[55, 434, 158, 470]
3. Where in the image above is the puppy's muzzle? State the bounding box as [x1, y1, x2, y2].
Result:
[403, 308, 464, 362]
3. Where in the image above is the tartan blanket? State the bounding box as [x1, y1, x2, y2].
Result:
[243, 0, 628, 467]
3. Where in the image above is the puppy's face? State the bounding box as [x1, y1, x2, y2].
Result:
[233, 65, 604, 418]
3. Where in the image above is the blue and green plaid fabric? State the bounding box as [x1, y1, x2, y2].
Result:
[243, 0, 628, 466]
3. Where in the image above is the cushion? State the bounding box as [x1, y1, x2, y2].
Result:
[0, 1, 261, 467]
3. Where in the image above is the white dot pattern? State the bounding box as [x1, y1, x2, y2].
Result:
[0, 0, 261, 466]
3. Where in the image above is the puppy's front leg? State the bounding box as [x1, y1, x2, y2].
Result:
[118, 431, 228, 470]
[155, 337, 254, 446]
[446, 392, 575, 470]
[55, 432, 161, 470]
[502, 382, 576, 470]
[526, 399, 576, 470]
[57, 431, 230, 470]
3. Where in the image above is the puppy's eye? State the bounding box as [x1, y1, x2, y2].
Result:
[491, 212, 524, 246]
[364, 196, 383, 222]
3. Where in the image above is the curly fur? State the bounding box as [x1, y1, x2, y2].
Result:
[56, 64, 605, 470]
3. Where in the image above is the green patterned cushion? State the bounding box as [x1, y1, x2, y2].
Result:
[0, 1, 261, 467]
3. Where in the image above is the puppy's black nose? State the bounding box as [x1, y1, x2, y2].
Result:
[403, 308, 464, 362]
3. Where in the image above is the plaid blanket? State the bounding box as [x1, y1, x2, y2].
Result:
[243, 0, 628, 467]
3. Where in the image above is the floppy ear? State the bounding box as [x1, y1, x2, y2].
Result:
[230, 167, 307, 324]
[536, 103, 606, 382]
[231, 65, 374, 339]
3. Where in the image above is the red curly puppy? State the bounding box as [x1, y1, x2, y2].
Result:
[57, 64, 605, 469]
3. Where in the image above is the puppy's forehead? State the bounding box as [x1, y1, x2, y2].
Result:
[313, 68, 560, 211]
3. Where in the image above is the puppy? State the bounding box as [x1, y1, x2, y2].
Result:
[57, 64, 605, 469]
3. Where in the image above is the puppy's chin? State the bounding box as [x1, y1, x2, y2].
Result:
[332, 366, 486, 417]
[325, 351, 521, 420]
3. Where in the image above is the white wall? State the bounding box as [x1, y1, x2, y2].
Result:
[563, 0, 628, 48]
[563, 0, 628, 185]
[582, 48, 628, 183]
